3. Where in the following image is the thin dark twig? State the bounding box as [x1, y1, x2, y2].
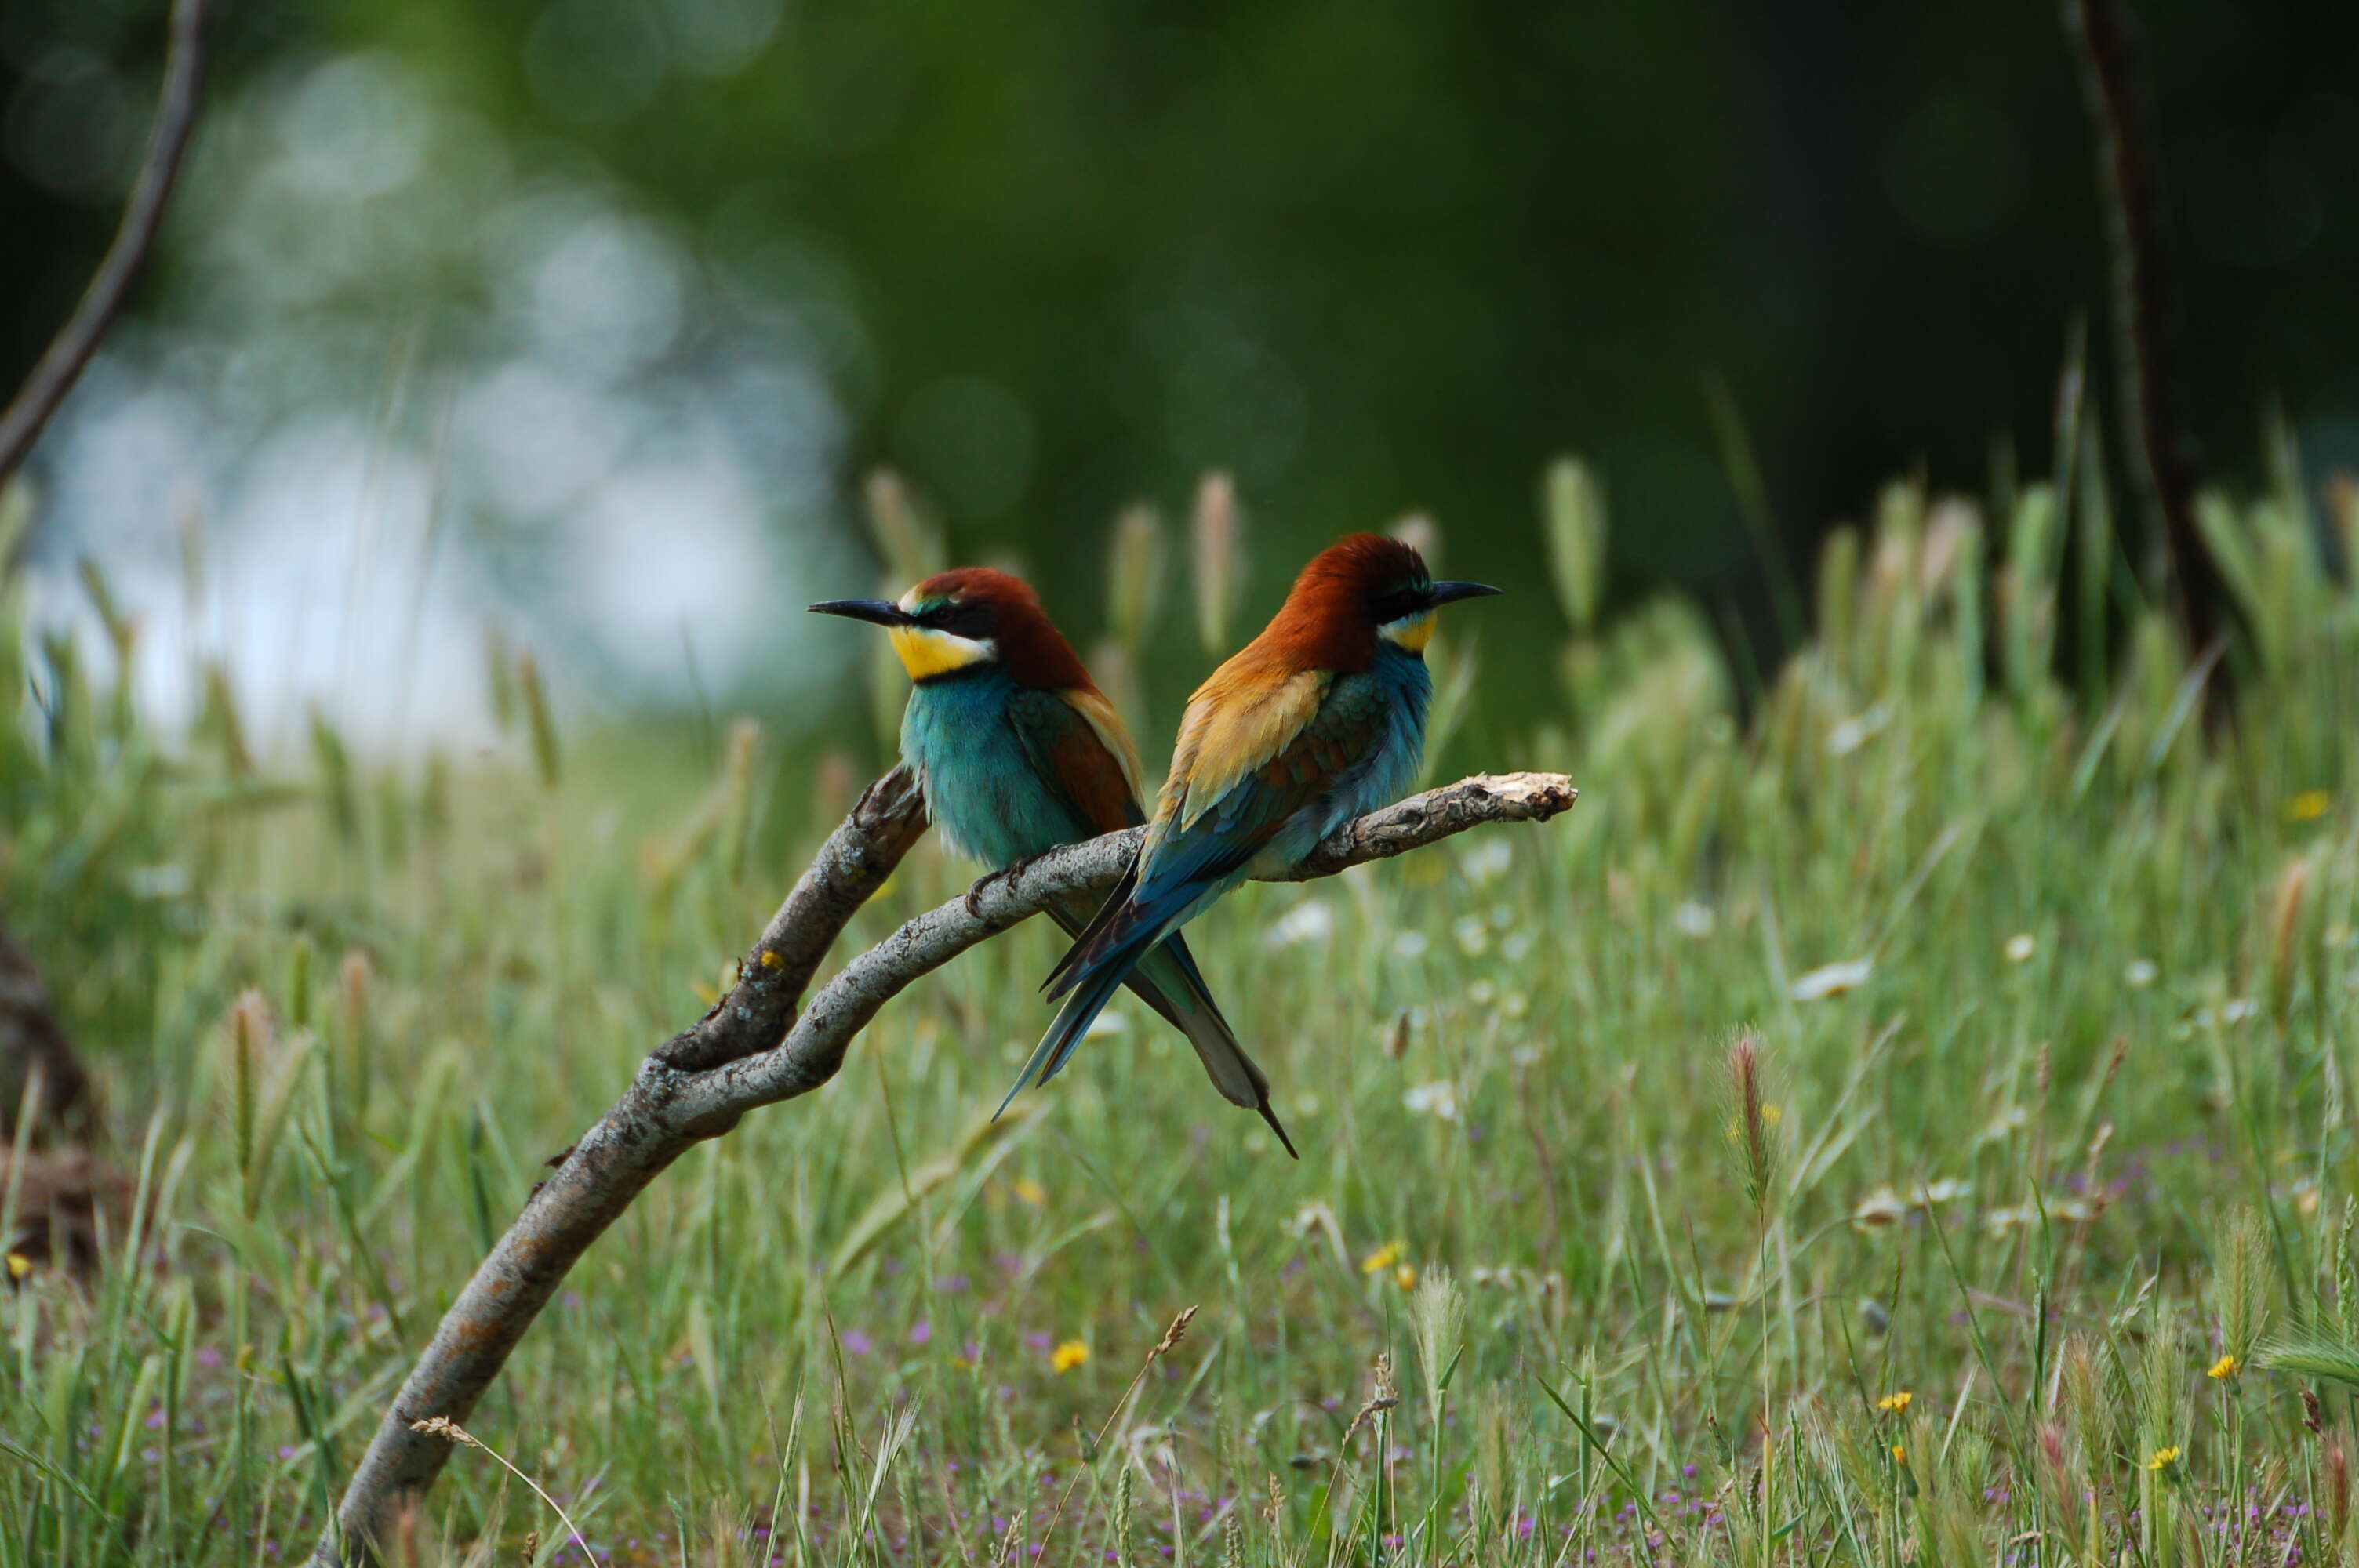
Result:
[2063, 0, 2234, 673]
[0, 0, 213, 485]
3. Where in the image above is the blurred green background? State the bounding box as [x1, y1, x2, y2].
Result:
[4, 0, 2356, 753]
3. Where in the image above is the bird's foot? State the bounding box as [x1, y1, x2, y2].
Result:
[965, 853, 1041, 919]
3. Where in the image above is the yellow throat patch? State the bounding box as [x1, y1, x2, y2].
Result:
[888, 623, 994, 681]
[1380, 612, 1434, 654]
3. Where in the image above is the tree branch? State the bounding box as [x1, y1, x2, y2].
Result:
[2063, 0, 2235, 672]
[0, 0, 213, 486]
[651, 766, 927, 1075]
[310, 769, 1576, 1565]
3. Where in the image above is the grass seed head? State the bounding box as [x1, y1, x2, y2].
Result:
[1107, 502, 1169, 649]
[409, 1414, 479, 1449]
[2218, 1205, 2271, 1369]
[1190, 471, 1242, 655]
[1542, 457, 1606, 633]
[1408, 1266, 1466, 1403]
[1343, 1354, 1399, 1443]
[992, 1509, 1026, 1568]
[1724, 1032, 1780, 1218]
[2269, 854, 2314, 1015]
[1153, 1305, 1197, 1358]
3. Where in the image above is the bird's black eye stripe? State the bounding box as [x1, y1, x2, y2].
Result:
[924, 601, 997, 640]
[1371, 585, 1428, 624]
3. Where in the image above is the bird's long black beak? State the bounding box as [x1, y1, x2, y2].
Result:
[808, 598, 911, 628]
[1424, 580, 1503, 608]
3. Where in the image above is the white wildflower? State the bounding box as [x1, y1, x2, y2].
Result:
[1791, 958, 1873, 1001]
[1851, 1187, 1907, 1229]
[1264, 899, 1336, 950]
[1673, 901, 1716, 938]
[1457, 839, 1513, 884]
[1452, 915, 1490, 957]
[1404, 1080, 1459, 1121]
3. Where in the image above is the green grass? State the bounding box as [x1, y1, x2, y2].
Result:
[6, 459, 2359, 1567]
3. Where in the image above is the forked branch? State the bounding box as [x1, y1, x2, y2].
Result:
[310, 769, 1576, 1566]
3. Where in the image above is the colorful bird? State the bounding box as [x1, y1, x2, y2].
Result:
[1022, 535, 1499, 1105]
[810, 568, 1296, 1154]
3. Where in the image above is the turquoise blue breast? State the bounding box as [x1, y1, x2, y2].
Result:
[1308, 644, 1432, 842]
[1244, 645, 1432, 873]
[900, 672, 1101, 868]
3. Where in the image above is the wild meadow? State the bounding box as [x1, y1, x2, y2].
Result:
[6, 448, 2359, 1568]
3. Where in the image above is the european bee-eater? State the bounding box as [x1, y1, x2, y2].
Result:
[1021, 534, 1499, 1101]
[809, 568, 1296, 1155]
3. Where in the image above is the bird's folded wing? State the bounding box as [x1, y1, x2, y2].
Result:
[1166, 666, 1327, 833]
[1052, 688, 1147, 807]
[1009, 687, 1150, 835]
[1136, 671, 1384, 902]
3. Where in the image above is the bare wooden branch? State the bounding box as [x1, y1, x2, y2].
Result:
[310, 770, 1575, 1565]
[651, 766, 927, 1075]
[0, 0, 214, 485]
[2063, 0, 2235, 670]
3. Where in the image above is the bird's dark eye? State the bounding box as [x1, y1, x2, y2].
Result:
[926, 601, 996, 640]
[1370, 585, 1427, 624]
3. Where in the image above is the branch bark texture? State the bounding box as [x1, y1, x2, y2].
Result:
[0, 0, 213, 485]
[311, 770, 1574, 1564]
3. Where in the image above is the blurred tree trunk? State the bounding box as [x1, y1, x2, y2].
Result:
[0, 913, 88, 1135]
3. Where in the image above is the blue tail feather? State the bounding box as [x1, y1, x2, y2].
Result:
[1042, 877, 1201, 1004]
[996, 930, 1161, 1120]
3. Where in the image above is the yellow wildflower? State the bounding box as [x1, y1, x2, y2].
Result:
[2146, 1446, 2181, 1472]
[1890, 1444, 1906, 1465]
[4, 1252, 29, 1283]
[2287, 790, 2332, 824]
[1877, 1391, 1912, 1414]
[1394, 1262, 1418, 1291]
[1051, 1339, 1089, 1374]
[1012, 1178, 1047, 1207]
[1361, 1241, 1404, 1276]
[2208, 1354, 2238, 1381]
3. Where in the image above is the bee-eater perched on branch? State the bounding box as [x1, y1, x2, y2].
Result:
[1021, 535, 1500, 1111]
[810, 568, 1296, 1156]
